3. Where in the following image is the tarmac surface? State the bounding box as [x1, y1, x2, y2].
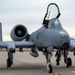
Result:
[0, 51, 75, 75]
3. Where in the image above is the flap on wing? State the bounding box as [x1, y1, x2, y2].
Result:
[15, 41, 35, 48]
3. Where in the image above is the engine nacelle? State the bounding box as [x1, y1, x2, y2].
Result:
[10, 24, 28, 41]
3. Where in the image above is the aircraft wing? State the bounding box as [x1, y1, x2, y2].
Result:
[0, 41, 35, 48]
[0, 41, 35, 52]
[15, 41, 35, 48]
[0, 42, 7, 48]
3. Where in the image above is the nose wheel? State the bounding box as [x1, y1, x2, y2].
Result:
[46, 52, 53, 73]
[47, 63, 53, 73]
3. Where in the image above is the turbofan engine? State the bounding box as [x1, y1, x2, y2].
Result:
[10, 24, 28, 41]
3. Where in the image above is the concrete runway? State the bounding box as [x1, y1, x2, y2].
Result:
[0, 51, 75, 75]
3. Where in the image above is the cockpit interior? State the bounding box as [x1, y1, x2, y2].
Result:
[48, 18, 62, 29]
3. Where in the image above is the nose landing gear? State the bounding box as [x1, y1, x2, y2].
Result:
[45, 52, 53, 73]
[47, 63, 53, 73]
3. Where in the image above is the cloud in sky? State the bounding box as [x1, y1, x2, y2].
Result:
[0, 0, 75, 41]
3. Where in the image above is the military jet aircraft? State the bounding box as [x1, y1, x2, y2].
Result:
[0, 3, 74, 73]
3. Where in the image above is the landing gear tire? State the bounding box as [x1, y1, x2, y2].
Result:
[66, 57, 72, 67]
[7, 59, 13, 68]
[56, 61, 60, 65]
[48, 64, 53, 73]
[73, 52, 75, 56]
[64, 57, 72, 67]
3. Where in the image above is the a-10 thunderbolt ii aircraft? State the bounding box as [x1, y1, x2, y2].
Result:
[0, 3, 75, 73]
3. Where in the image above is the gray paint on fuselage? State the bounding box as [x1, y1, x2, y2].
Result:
[29, 26, 70, 48]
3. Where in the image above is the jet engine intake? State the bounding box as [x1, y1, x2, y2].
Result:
[10, 24, 28, 41]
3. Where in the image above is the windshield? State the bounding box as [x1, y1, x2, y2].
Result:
[48, 18, 62, 29]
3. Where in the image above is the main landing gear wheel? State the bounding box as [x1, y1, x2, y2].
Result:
[66, 57, 72, 67]
[56, 61, 60, 65]
[7, 53, 13, 69]
[64, 57, 72, 67]
[7, 58, 13, 68]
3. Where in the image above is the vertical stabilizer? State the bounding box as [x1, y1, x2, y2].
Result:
[0, 23, 2, 41]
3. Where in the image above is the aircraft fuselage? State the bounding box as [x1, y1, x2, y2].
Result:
[30, 18, 70, 49]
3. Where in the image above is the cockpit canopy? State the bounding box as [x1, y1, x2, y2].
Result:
[48, 18, 62, 29]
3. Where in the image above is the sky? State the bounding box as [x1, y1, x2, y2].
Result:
[0, 0, 75, 41]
